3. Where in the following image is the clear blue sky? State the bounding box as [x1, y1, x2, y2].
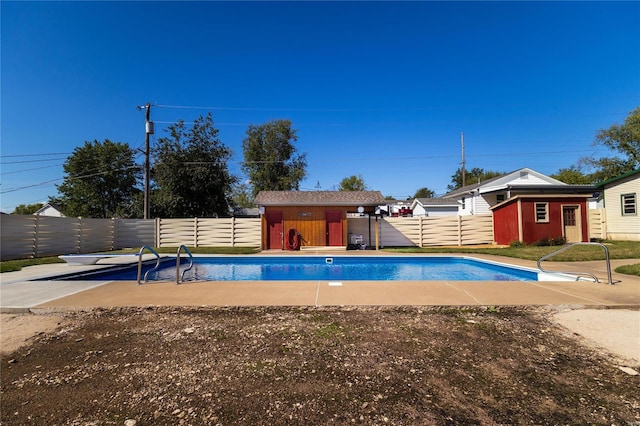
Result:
[2, 1, 639, 213]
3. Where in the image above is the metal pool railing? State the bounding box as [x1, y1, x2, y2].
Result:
[537, 242, 616, 285]
[137, 244, 161, 285]
[176, 244, 194, 284]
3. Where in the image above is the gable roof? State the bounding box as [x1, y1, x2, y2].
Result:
[442, 167, 594, 198]
[254, 191, 387, 206]
[595, 169, 640, 189]
[411, 197, 459, 208]
[33, 203, 65, 216]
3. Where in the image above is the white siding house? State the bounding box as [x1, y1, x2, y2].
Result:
[596, 169, 640, 241]
[442, 168, 595, 215]
[33, 203, 65, 217]
[410, 198, 459, 217]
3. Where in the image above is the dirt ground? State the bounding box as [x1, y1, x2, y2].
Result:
[1, 307, 639, 425]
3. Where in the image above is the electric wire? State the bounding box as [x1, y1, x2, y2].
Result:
[0, 152, 72, 158]
[1, 165, 141, 194]
[1, 157, 68, 165]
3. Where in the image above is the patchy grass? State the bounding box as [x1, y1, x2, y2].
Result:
[0, 247, 260, 273]
[0, 256, 64, 273]
[121, 246, 260, 255]
[3, 242, 637, 273]
[385, 240, 640, 261]
[615, 263, 640, 276]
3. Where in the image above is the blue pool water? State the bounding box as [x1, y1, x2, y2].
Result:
[54, 256, 538, 281]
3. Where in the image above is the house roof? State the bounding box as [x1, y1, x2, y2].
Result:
[442, 168, 594, 198]
[254, 191, 387, 206]
[411, 197, 459, 207]
[33, 203, 65, 216]
[595, 169, 640, 189]
[489, 193, 593, 210]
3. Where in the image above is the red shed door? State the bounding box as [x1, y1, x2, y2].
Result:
[563, 205, 582, 243]
[266, 210, 283, 249]
[326, 210, 343, 246]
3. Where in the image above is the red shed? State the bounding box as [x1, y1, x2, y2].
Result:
[490, 195, 591, 245]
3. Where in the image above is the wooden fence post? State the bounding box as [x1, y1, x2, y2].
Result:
[194, 217, 199, 247]
[156, 218, 161, 248]
[231, 217, 236, 247]
[32, 215, 39, 259]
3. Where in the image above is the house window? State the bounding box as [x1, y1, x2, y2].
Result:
[461, 197, 466, 210]
[535, 202, 549, 223]
[496, 194, 505, 203]
[621, 193, 637, 216]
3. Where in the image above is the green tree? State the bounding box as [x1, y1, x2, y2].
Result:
[231, 181, 254, 209]
[11, 203, 44, 215]
[338, 174, 367, 191]
[447, 168, 504, 192]
[241, 119, 306, 196]
[550, 166, 593, 184]
[153, 113, 236, 218]
[580, 107, 640, 181]
[52, 139, 141, 218]
[412, 187, 435, 198]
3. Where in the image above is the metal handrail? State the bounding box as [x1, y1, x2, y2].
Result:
[176, 244, 194, 284]
[137, 245, 161, 285]
[537, 242, 615, 285]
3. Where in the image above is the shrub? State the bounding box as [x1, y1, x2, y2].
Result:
[509, 241, 525, 248]
[531, 236, 566, 247]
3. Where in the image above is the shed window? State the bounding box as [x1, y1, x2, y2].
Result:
[535, 202, 549, 223]
[621, 193, 637, 216]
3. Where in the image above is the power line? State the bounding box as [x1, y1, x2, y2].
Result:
[0, 165, 140, 194]
[1, 163, 64, 176]
[1, 157, 67, 165]
[155, 103, 638, 116]
[0, 152, 71, 158]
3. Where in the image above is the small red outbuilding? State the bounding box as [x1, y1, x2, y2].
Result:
[490, 195, 591, 245]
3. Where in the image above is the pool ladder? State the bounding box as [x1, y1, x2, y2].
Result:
[137, 245, 161, 285]
[176, 244, 194, 284]
[536, 242, 616, 285]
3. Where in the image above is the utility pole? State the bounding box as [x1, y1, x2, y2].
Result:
[138, 103, 154, 219]
[461, 132, 466, 187]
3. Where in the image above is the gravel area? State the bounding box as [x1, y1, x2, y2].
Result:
[2, 306, 639, 425]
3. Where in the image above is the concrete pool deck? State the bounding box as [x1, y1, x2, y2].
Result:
[2, 253, 639, 363]
[1, 252, 639, 310]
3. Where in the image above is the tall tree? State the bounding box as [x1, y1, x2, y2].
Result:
[52, 139, 141, 218]
[550, 166, 592, 184]
[412, 187, 435, 199]
[241, 120, 306, 196]
[153, 113, 236, 218]
[11, 203, 44, 215]
[231, 181, 254, 209]
[580, 107, 640, 181]
[447, 168, 504, 192]
[338, 174, 367, 191]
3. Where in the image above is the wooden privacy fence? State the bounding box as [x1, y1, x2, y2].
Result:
[0, 215, 155, 261]
[2, 214, 492, 260]
[588, 208, 606, 240]
[347, 215, 494, 247]
[1, 216, 262, 260]
[156, 217, 261, 247]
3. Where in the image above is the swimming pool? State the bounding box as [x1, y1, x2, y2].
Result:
[53, 256, 539, 282]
